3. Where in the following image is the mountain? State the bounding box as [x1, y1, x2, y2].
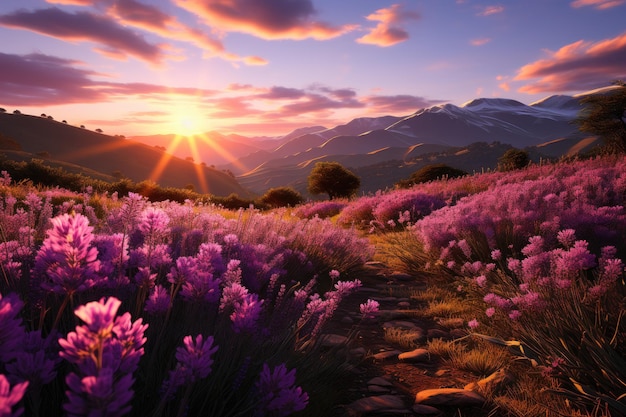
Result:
[0, 113, 252, 197]
[226, 92, 601, 195]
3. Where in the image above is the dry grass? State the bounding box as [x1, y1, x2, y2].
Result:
[383, 327, 423, 349]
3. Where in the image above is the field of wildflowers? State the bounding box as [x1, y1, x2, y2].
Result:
[1, 153, 625, 416]
[0, 173, 375, 417]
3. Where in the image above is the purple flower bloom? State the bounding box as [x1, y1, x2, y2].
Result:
[145, 285, 171, 315]
[162, 334, 219, 398]
[230, 293, 264, 333]
[0, 374, 29, 417]
[59, 297, 147, 416]
[33, 213, 101, 295]
[0, 293, 25, 363]
[64, 368, 134, 417]
[6, 330, 59, 387]
[256, 363, 308, 417]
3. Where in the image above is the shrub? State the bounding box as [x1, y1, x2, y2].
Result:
[259, 187, 304, 208]
[396, 164, 467, 188]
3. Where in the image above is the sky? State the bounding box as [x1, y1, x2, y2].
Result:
[1, 0, 625, 138]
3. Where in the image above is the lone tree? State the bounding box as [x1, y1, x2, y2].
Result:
[575, 80, 626, 154]
[498, 148, 529, 172]
[307, 161, 360, 200]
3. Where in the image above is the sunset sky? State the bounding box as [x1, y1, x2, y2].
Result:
[1, 0, 625, 138]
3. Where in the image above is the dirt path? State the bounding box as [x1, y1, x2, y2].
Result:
[323, 262, 494, 417]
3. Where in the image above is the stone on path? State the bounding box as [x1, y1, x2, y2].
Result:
[367, 377, 394, 387]
[414, 388, 485, 406]
[320, 334, 348, 347]
[412, 404, 442, 415]
[398, 348, 430, 362]
[346, 395, 408, 415]
[464, 368, 514, 395]
[371, 350, 402, 361]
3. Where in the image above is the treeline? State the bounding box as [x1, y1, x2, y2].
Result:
[0, 157, 263, 209]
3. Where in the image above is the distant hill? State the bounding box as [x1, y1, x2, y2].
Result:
[0, 113, 252, 197]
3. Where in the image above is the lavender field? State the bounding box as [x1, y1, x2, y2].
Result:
[1, 154, 625, 416]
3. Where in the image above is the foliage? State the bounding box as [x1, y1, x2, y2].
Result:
[575, 81, 626, 154]
[307, 161, 360, 200]
[0, 184, 374, 416]
[292, 200, 347, 219]
[395, 163, 468, 189]
[497, 148, 530, 172]
[259, 187, 304, 208]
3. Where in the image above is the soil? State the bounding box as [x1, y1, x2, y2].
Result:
[323, 262, 492, 417]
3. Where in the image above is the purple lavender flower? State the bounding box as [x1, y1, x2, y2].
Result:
[33, 213, 101, 295]
[0, 293, 25, 363]
[59, 297, 147, 416]
[145, 285, 170, 315]
[230, 293, 264, 333]
[161, 334, 219, 398]
[256, 363, 308, 417]
[6, 330, 59, 387]
[64, 368, 134, 417]
[0, 374, 29, 417]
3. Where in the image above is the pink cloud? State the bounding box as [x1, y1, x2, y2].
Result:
[173, 0, 355, 40]
[364, 95, 445, 113]
[356, 4, 419, 47]
[515, 32, 626, 93]
[0, 52, 218, 106]
[33, 1, 267, 66]
[0, 7, 167, 64]
[477, 5, 505, 16]
[470, 37, 491, 46]
[570, 0, 626, 9]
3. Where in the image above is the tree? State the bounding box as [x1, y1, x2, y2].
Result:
[260, 187, 304, 208]
[575, 81, 626, 154]
[498, 148, 529, 172]
[396, 163, 467, 188]
[307, 161, 360, 200]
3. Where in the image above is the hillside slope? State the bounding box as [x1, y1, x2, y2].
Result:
[0, 113, 251, 197]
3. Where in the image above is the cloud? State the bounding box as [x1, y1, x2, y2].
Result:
[40, 0, 267, 65]
[0, 7, 167, 64]
[364, 95, 445, 113]
[570, 0, 626, 9]
[356, 4, 419, 47]
[0, 52, 218, 106]
[173, 0, 355, 40]
[515, 32, 626, 93]
[477, 5, 505, 16]
[470, 37, 491, 46]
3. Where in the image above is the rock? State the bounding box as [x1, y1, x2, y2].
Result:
[341, 315, 355, 325]
[412, 404, 442, 415]
[449, 329, 467, 339]
[398, 348, 430, 362]
[397, 301, 411, 308]
[320, 334, 348, 347]
[349, 347, 367, 359]
[368, 385, 390, 393]
[465, 368, 514, 395]
[389, 272, 413, 282]
[382, 320, 419, 329]
[367, 377, 394, 387]
[346, 395, 408, 414]
[371, 350, 402, 361]
[415, 388, 485, 406]
[427, 328, 450, 340]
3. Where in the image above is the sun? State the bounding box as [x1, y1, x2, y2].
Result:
[170, 108, 208, 137]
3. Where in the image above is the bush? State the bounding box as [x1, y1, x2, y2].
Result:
[259, 187, 304, 208]
[396, 164, 467, 188]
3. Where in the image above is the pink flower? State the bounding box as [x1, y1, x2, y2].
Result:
[509, 310, 522, 321]
[359, 299, 380, 319]
[0, 374, 29, 417]
[485, 307, 496, 317]
[474, 275, 487, 288]
[468, 319, 480, 329]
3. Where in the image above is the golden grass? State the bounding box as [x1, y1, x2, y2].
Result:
[383, 327, 423, 349]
